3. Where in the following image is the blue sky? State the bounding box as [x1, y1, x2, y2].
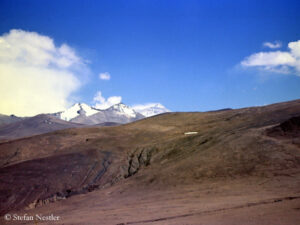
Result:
[0, 0, 300, 115]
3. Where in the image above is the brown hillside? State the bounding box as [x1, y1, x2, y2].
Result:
[0, 99, 300, 224]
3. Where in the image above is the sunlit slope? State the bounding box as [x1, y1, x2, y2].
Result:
[0, 99, 300, 216]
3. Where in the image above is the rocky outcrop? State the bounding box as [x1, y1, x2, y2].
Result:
[121, 147, 157, 178]
[267, 116, 300, 137]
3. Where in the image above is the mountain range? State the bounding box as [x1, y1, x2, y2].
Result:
[0, 102, 170, 141]
[53, 103, 146, 125]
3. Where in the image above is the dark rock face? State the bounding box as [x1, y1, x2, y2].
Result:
[267, 116, 300, 137]
[122, 147, 156, 178]
[280, 116, 300, 132]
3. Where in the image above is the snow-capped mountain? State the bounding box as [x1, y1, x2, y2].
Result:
[54, 103, 145, 125]
[106, 103, 138, 118]
[57, 103, 100, 121]
[132, 103, 170, 117]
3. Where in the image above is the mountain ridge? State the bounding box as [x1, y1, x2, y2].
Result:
[0, 102, 169, 141]
[53, 102, 170, 125]
[53, 102, 145, 125]
[0, 114, 83, 141]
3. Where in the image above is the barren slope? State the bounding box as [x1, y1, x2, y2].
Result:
[0, 99, 300, 224]
[0, 114, 83, 141]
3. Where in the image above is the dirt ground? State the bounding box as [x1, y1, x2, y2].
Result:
[1, 99, 300, 224]
[2, 175, 299, 225]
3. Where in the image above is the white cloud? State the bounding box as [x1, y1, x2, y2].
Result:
[289, 41, 300, 58]
[93, 91, 122, 109]
[0, 29, 86, 116]
[263, 41, 282, 49]
[241, 51, 295, 66]
[99, 72, 111, 80]
[241, 40, 300, 75]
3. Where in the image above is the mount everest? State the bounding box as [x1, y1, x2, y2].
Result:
[0, 102, 169, 141]
[53, 103, 144, 125]
[53, 102, 170, 125]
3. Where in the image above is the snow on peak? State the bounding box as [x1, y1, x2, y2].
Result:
[132, 103, 170, 117]
[59, 103, 100, 121]
[57, 102, 164, 122]
[107, 103, 137, 118]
